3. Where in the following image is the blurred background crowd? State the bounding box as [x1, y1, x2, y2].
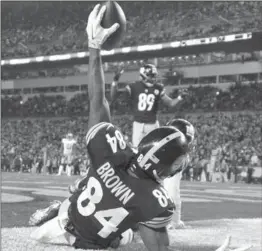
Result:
[2, 1, 262, 58]
[1, 1, 262, 183]
[2, 84, 262, 183]
[2, 84, 262, 117]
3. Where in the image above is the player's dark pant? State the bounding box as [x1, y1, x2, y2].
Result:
[247, 167, 254, 183]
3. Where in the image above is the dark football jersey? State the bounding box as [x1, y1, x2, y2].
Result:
[127, 81, 165, 123]
[68, 122, 174, 248]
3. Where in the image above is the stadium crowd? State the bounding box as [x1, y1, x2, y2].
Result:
[2, 84, 262, 183]
[2, 1, 262, 58]
[2, 83, 262, 117]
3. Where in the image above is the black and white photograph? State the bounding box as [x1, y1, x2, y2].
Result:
[1, 1, 262, 251]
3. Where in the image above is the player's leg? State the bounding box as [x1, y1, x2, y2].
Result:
[30, 199, 75, 245]
[132, 121, 144, 147]
[30, 214, 67, 243]
[163, 171, 185, 229]
[66, 155, 72, 176]
[143, 120, 160, 137]
[57, 157, 65, 176]
[209, 156, 215, 182]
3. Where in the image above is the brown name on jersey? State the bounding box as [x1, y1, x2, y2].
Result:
[96, 162, 135, 205]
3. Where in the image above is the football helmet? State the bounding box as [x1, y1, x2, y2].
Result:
[133, 126, 189, 181]
[140, 64, 158, 85]
[166, 118, 195, 145]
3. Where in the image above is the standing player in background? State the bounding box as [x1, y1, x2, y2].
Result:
[110, 66, 189, 229]
[209, 141, 222, 182]
[110, 65, 187, 147]
[58, 133, 77, 176]
[42, 140, 52, 175]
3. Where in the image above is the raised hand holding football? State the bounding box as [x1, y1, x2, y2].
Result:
[100, 1, 126, 50]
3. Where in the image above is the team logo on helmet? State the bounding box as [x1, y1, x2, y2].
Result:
[167, 119, 195, 144]
[135, 126, 189, 181]
[166, 118, 196, 153]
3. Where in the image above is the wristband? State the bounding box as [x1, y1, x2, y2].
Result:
[88, 40, 101, 50]
[177, 95, 182, 101]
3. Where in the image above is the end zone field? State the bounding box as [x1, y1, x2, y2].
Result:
[1, 173, 262, 251]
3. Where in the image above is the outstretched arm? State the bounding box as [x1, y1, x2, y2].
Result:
[161, 94, 182, 108]
[86, 4, 119, 131]
[161, 88, 188, 108]
[88, 48, 111, 130]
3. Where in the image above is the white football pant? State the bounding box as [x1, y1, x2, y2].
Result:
[163, 171, 183, 225]
[132, 120, 160, 147]
[30, 199, 75, 245]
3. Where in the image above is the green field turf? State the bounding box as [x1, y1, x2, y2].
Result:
[1, 173, 262, 251]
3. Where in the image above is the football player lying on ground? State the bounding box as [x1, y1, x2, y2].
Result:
[28, 4, 252, 251]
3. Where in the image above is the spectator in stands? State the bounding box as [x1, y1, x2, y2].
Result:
[1, 84, 262, 183]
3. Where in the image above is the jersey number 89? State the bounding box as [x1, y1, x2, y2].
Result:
[138, 93, 155, 111]
[77, 177, 129, 238]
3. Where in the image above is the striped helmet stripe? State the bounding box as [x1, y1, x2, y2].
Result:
[86, 122, 110, 145]
[139, 131, 182, 168]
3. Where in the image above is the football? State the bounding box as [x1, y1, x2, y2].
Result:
[100, 0, 126, 51]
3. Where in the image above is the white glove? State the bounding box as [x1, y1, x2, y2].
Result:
[86, 4, 120, 49]
[215, 236, 252, 251]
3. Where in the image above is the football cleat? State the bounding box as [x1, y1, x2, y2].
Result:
[29, 200, 62, 226]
